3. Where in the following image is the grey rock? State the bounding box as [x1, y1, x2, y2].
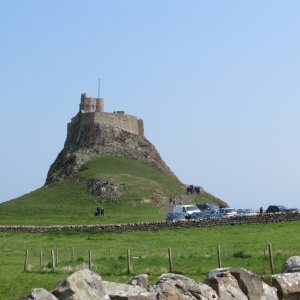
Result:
[127, 274, 153, 292]
[282, 256, 300, 273]
[272, 272, 300, 300]
[103, 281, 156, 300]
[153, 273, 219, 299]
[28, 288, 58, 300]
[51, 269, 110, 300]
[208, 270, 248, 299]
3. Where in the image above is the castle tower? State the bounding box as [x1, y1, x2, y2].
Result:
[80, 92, 104, 113]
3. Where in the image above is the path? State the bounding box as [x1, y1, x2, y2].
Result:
[159, 194, 197, 215]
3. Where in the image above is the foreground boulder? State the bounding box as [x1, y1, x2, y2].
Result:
[282, 256, 300, 273]
[51, 269, 110, 300]
[103, 281, 156, 300]
[272, 272, 300, 300]
[205, 267, 278, 300]
[13, 261, 300, 300]
[153, 273, 219, 299]
[28, 288, 58, 300]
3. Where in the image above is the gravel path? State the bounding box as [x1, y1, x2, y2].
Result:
[159, 194, 197, 215]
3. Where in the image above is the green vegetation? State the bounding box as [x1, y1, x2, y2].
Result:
[1, 222, 300, 299]
[1, 155, 298, 299]
[0, 157, 186, 225]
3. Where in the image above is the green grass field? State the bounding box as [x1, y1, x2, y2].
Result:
[1, 222, 300, 299]
[0, 156, 298, 299]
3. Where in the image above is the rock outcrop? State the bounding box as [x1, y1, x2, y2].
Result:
[45, 113, 182, 186]
[15, 257, 300, 300]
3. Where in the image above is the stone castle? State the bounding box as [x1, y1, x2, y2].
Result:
[68, 93, 144, 137]
[45, 92, 182, 185]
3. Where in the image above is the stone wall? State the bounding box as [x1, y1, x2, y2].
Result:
[1, 212, 300, 233]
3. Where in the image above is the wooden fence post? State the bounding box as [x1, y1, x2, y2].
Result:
[127, 249, 131, 274]
[109, 246, 112, 257]
[224, 243, 226, 256]
[51, 250, 55, 272]
[168, 248, 173, 272]
[145, 245, 148, 258]
[24, 249, 28, 271]
[268, 243, 274, 274]
[40, 249, 43, 268]
[89, 250, 92, 270]
[217, 246, 222, 268]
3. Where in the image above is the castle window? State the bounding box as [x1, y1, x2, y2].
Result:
[85, 104, 90, 109]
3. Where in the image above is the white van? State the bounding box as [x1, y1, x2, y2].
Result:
[173, 205, 201, 219]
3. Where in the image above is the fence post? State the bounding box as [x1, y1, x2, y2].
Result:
[168, 248, 173, 272]
[89, 250, 92, 270]
[145, 245, 148, 258]
[224, 243, 226, 256]
[184, 244, 186, 257]
[24, 249, 28, 271]
[217, 246, 222, 268]
[268, 243, 274, 274]
[51, 250, 55, 272]
[127, 249, 131, 274]
[40, 249, 43, 268]
[109, 246, 112, 258]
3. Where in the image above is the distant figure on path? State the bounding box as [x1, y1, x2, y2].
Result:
[260, 207, 263, 214]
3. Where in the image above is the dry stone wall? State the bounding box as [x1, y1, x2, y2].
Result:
[2, 212, 300, 233]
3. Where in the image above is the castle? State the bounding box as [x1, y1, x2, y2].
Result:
[68, 93, 144, 136]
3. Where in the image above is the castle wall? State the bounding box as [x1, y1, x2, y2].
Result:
[79, 112, 144, 136]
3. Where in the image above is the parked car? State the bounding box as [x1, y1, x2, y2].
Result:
[216, 208, 238, 217]
[173, 205, 201, 218]
[266, 205, 299, 213]
[189, 211, 206, 220]
[196, 203, 219, 216]
[237, 209, 258, 216]
[166, 212, 186, 221]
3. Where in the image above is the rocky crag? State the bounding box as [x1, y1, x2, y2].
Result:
[15, 256, 300, 300]
[45, 93, 183, 187]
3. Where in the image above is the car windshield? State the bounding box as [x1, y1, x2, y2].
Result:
[208, 205, 219, 210]
[244, 209, 254, 213]
[168, 213, 184, 219]
[278, 206, 288, 210]
[225, 209, 236, 213]
[186, 206, 198, 211]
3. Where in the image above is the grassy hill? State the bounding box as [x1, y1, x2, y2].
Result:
[0, 156, 227, 226]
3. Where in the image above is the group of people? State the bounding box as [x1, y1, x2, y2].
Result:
[94, 207, 105, 217]
[169, 195, 183, 206]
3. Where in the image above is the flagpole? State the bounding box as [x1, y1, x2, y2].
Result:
[98, 78, 100, 98]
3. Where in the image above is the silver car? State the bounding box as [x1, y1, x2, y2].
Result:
[216, 208, 238, 217]
[237, 209, 258, 216]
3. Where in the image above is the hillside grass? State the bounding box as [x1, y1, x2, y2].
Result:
[1, 221, 300, 300]
[0, 157, 187, 225]
[0, 156, 225, 226]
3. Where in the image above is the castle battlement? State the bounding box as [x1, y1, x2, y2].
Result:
[69, 93, 144, 136]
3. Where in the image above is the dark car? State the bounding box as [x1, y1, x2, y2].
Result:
[196, 203, 219, 216]
[166, 212, 186, 221]
[189, 212, 206, 220]
[266, 205, 298, 213]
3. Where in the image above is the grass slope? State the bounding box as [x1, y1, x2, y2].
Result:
[0, 156, 188, 225]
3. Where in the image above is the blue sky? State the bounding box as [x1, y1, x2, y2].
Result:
[1, 1, 300, 211]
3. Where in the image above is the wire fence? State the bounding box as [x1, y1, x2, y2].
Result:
[23, 242, 281, 277]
